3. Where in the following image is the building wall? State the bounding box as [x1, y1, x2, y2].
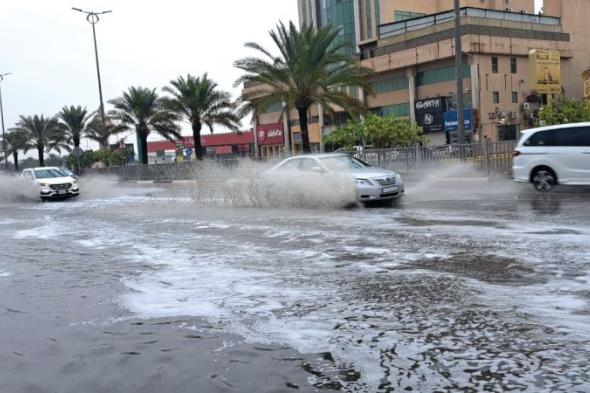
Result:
[542, 0, 590, 99]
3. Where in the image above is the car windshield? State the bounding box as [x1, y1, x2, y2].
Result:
[320, 156, 371, 171]
[34, 169, 66, 179]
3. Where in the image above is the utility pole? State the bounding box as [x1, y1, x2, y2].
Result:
[72, 8, 111, 135]
[0, 72, 11, 171]
[454, 0, 465, 144]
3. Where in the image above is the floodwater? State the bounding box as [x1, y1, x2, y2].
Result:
[1, 176, 590, 392]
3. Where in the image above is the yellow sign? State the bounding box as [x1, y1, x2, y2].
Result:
[584, 69, 590, 100]
[529, 49, 561, 94]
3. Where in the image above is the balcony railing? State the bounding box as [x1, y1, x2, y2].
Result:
[378, 7, 560, 40]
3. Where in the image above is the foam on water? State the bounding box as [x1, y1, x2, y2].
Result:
[0, 269, 12, 277]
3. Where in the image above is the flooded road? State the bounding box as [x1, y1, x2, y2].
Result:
[1, 179, 589, 392]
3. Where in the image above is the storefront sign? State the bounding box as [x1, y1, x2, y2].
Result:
[529, 49, 561, 94]
[257, 123, 284, 145]
[444, 109, 474, 132]
[415, 98, 444, 133]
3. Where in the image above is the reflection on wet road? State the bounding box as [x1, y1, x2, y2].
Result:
[1, 182, 589, 392]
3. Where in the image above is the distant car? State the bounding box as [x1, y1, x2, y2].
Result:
[513, 122, 590, 192]
[21, 167, 80, 200]
[260, 154, 404, 205]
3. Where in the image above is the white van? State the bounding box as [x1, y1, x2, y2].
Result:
[512, 123, 590, 191]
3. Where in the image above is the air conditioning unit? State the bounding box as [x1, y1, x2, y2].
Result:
[523, 102, 530, 110]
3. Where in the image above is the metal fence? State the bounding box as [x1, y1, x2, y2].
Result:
[88, 141, 517, 181]
[356, 141, 517, 178]
[378, 7, 560, 39]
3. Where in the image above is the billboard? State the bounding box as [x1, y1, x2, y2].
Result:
[528, 49, 561, 94]
[415, 98, 445, 133]
[257, 123, 284, 145]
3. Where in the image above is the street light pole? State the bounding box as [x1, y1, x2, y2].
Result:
[72, 8, 111, 134]
[454, 0, 466, 144]
[0, 72, 11, 171]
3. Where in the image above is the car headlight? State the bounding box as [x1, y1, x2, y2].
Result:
[40, 183, 50, 187]
[356, 179, 372, 186]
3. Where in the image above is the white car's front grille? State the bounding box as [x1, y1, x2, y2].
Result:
[50, 183, 71, 190]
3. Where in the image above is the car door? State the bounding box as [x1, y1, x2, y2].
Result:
[554, 126, 590, 184]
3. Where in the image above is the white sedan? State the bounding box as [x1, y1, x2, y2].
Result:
[259, 154, 404, 206]
[21, 167, 80, 200]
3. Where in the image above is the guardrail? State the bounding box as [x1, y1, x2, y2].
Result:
[378, 7, 560, 39]
[88, 141, 517, 181]
[355, 141, 517, 177]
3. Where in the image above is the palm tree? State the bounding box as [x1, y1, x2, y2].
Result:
[14, 115, 62, 166]
[109, 87, 181, 164]
[2, 128, 29, 171]
[84, 113, 121, 150]
[235, 21, 373, 153]
[58, 105, 92, 149]
[163, 74, 240, 160]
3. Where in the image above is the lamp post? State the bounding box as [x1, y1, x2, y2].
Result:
[72, 7, 111, 134]
[0, 72, 11, 171]
[454, 0, 465, 144]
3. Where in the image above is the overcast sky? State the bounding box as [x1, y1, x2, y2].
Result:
[0, 0, 298, 145]
[1, 0, 542, 144]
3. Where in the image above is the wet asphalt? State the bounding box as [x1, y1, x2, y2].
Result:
[0, 177, 589, 393]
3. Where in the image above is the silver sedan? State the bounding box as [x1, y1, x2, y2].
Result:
[260, 154, 404, 206]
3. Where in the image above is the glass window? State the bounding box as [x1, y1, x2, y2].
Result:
[374, 0, 380, 25]
[320, 155, 371, 171]
[512, 92, 518, 103]
[554, 127, 590, 147]
[365, 0, 372, 39]
[299, 158, 321, 171]
[492, 57, 499, 73]
[493, 92, 500, 104]
[416, 65, 471, 86]
[33, 169, 65, 179]
[498, 125, 518, 141]
[394, 10, 426, 21]
[510, 57, 517, 74]
[372, 102, 410, 117]
[263, 101, 283, 113]
[524, 130, 556, 146]
[278, 159, 302, 171]
[370, 76, 408, 94]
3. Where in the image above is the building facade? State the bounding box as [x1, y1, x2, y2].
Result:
[267, 0, 590, 146]
[147, 133, 254, 163]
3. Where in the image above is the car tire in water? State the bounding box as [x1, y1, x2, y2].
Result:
[531, 167, 557, 192]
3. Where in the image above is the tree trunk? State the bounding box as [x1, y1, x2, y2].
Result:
[297, 106, 311, 154]
[73, 134, 80, 149]
[37, 144, 44, 167]
[12, 151, 19, 172]
[192, 122, 204, 160]
[140, 130, 149, 165]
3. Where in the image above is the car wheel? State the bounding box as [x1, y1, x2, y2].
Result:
[532, 168, 556, 192]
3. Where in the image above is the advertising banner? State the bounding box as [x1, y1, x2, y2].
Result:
[444, 109, 474, 132]
[529, 49, 561, 94]
[257, 123, 284, 145]
[415, 98, 444, 133]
